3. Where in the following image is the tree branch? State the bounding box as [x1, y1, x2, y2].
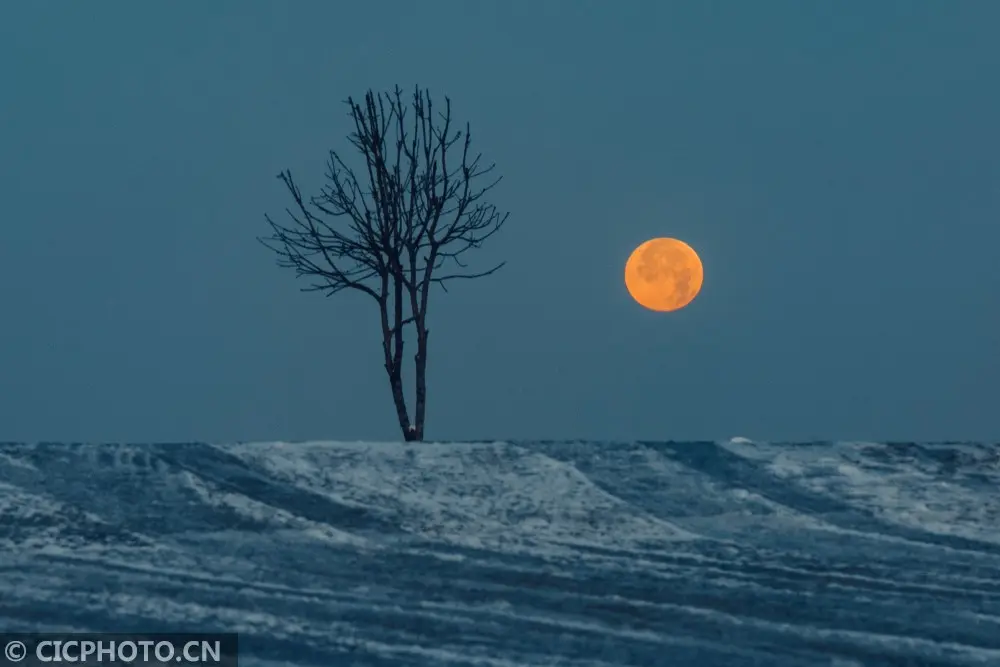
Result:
[260, 84, 508, 339]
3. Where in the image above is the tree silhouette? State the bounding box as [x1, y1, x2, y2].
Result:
[260, 85, 508, 441]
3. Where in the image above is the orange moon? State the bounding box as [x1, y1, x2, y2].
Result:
[624, 238, 704, 312]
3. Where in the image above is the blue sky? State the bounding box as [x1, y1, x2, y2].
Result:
[1, 1, 997, 443]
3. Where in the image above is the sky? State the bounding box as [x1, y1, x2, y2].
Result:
[1, 1, 997, 444]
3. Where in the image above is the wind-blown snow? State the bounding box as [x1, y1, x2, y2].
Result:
[1, 439, 998, 666]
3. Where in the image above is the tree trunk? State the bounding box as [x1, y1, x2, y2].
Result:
[412, 323, 428, 441]
[385, 360, 412, 438]
[388, 266, 414, 441]
[380, 291, 412, 440]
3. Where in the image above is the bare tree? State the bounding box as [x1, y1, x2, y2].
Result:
[259, 85, 508, 442]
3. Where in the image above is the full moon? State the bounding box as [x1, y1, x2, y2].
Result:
[624, 238, 704, 312]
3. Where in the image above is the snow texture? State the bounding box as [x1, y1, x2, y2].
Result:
[1, 439, 998, 666]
